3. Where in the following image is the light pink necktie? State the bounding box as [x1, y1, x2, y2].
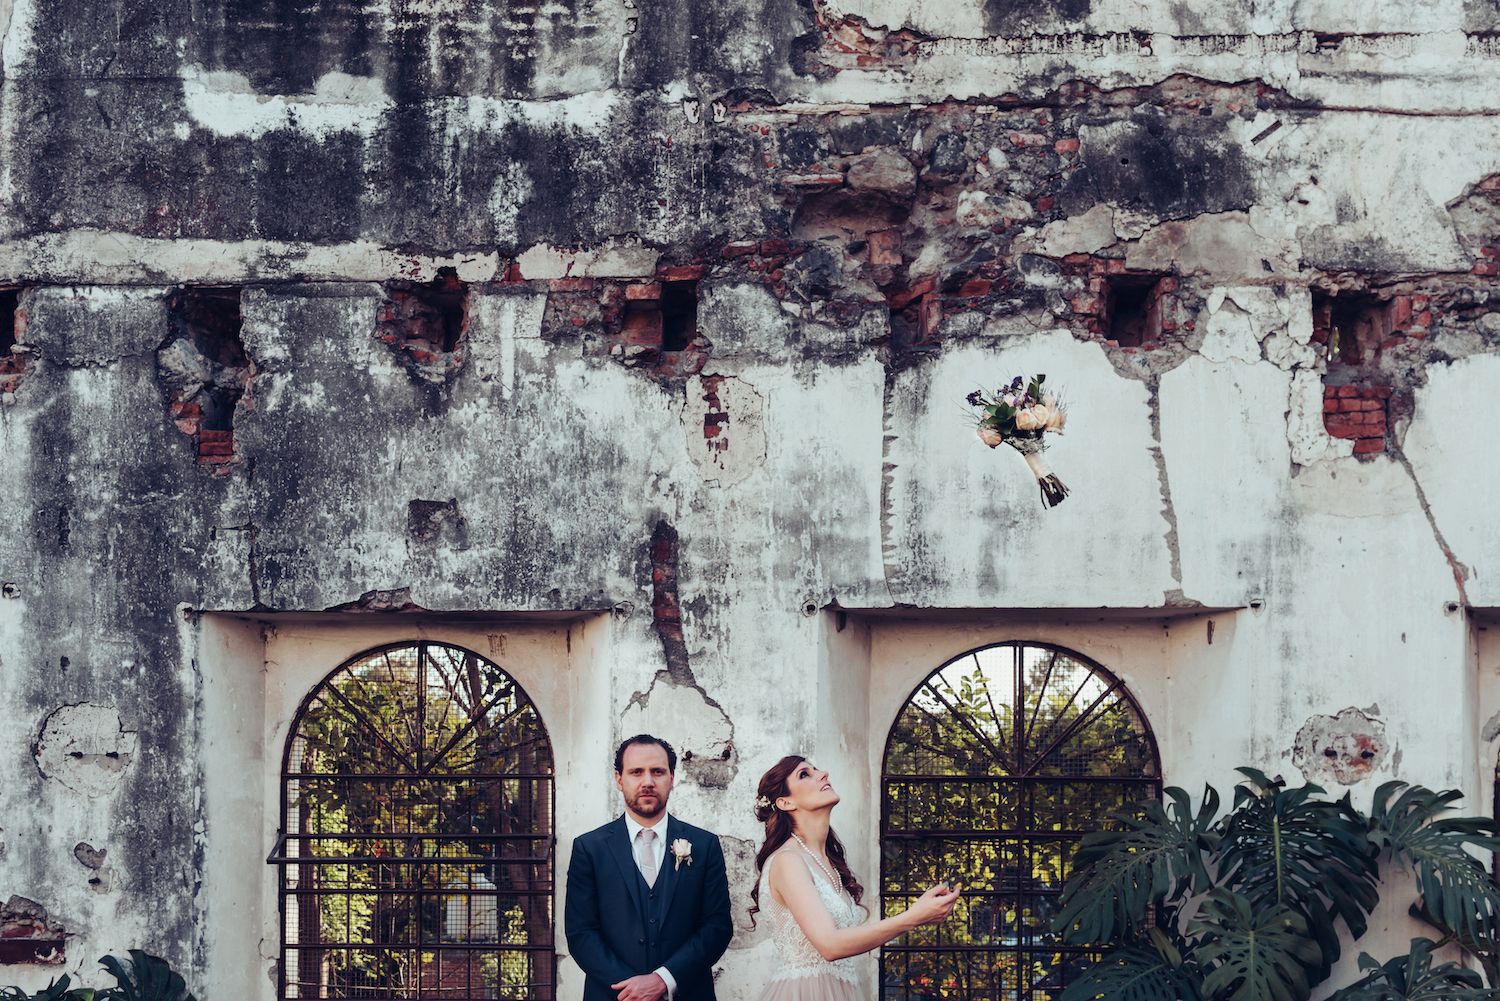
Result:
[638, 829, 658, 888]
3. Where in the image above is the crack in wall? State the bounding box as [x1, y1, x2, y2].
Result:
[1144, 374, 1192, 605]
[878, 368, 901, 602]
[1389, 444, 1471, 605]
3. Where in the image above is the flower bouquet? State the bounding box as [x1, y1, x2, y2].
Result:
[967, 374, 1069, 507]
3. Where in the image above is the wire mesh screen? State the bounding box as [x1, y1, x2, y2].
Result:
[274, 642, 555, 1000]
[881, 642, 1160, 1001]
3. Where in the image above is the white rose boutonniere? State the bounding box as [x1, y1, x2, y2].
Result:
[671, 838, 693, 871]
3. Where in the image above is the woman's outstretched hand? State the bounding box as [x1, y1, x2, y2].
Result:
[906, 882, 962, 925]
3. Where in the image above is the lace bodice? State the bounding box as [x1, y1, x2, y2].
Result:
[759, 847, 861, 984]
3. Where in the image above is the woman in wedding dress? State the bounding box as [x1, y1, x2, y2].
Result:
[749, 755, 961, 1000]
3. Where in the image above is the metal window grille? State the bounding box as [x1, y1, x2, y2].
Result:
[880, 642, 1161, 1001]
[269, 642, 555, 1000]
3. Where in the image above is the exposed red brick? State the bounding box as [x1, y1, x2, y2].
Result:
[760, 240, 791, 256]
[623, 311, 663, 346]
[868, 229, 902, 266]
[958, 280, 991, 297]
[1054, 138, 1080, 153]
[1388, 295, 1412, 331]
[722, 241, 757, 259]
[1337, 386, 1360, 398]
[888, 277, 935, 310]
[196, 453, 235, 465]
[1479, 176, 1500, 191]
[1009, 132, 1049, 147]
[626, 283, 662, 300]
[1473, 260, 1499, 276]
[1353, 438, 1387, 454]
[919, 294, 943, 338]
[1036, 196, 1055, 212]
[175, 419, 200, 435]
[658, 265, 706, 281]
[550, 277, 596, 292]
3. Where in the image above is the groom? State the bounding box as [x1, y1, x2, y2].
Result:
[565, 734, 733, 1001]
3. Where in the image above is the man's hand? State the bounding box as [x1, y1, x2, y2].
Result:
[611, 973, 668, 1001]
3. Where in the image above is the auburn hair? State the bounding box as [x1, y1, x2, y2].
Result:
[747, 754, 865, 929]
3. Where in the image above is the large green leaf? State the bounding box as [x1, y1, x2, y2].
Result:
[1329, 937, 1487, 1001]
[1217, 769, 1379, 974]
[97, 952, 195, 1001]
[0, 977, 99, 1001]
[1190, 889, 1324, 1001]
[1052, 785, 1220, 946]
[1060, 947, 1205, 1001]
[1368, 782, 1500, 953]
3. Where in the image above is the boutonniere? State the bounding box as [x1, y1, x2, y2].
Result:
[671, 838, 693, 871]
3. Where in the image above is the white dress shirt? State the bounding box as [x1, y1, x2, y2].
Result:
[623, 811, 678, 999]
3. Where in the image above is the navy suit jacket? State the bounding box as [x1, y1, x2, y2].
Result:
[564, 815, 733, 1001]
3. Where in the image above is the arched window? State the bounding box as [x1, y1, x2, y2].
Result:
[880, 642, 1160, 1001]
[271, 642, 555, 1000]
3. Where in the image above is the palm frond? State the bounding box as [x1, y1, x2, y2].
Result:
[1190, 889, 1323, 1001]
[1060, 947, 1205, 1001]
[1369, 782, 1500, 951]
[1052, 785, 1220, 946]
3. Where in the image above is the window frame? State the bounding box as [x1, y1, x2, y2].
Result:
[878, 640, 1162, 1001]
[268, 640, 557, 1000]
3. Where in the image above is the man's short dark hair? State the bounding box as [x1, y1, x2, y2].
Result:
[615, 734, 677, 774]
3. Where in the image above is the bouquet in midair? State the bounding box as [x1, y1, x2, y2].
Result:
[967, 374, 1069, 508]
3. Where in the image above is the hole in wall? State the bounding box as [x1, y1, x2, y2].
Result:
[0, 288, 30, 397]
[160, 288, 250, 473]
[377, 267, 471, 382]
[1104, 273, 1173, 346]
[660, 280, 699, 351]
[1312, 288, 1389, 366]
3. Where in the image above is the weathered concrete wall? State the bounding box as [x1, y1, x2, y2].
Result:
[2, 0, 1499, 995]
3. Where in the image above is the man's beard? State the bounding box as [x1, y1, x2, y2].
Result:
[627, 789, 667, 818]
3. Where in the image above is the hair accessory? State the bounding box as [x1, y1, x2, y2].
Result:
[755, 795, 772, 810]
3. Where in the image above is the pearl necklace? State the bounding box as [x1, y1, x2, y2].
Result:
[790, 833, 842, 890]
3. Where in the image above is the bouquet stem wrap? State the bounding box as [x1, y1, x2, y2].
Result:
[1009, 437, 1069, 508]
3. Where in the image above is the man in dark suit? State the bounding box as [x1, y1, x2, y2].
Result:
[565, 734, 733, 1001]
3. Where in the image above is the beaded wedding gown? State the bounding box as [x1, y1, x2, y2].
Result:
[754, 847, 863, 1001]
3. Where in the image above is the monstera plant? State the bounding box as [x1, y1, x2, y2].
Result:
[0, 952, 194, 1001]
[1053, 769, 1500, 1001]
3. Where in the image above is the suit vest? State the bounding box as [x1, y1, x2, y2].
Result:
[635, 862, 671, 963]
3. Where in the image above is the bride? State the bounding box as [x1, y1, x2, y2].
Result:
[749, 755, 961, 1000]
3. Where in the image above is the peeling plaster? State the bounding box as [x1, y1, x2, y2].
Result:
[34, 704, 137, 797]
[1293, 707, 1390, 785]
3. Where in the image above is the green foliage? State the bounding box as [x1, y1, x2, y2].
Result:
[1330, 938, 1489, 1001]
[1217, 769, 1379, 972]
[1056, 785, 1220, 946]
[1052, 771, 1500, 1001]
[1059, 947, 1204, 1001]
[0, 975, 97, 1001]
[0, 954, 191, 1001]
[1190, 891, 1323, 1001]
[97, 952, 195, 1001]
[1368, 782, 1500, 950]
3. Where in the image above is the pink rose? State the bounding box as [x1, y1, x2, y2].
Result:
[977, 426, 1004, 447]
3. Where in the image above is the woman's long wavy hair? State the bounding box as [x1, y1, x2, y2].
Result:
[747, 754, 866, 929]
